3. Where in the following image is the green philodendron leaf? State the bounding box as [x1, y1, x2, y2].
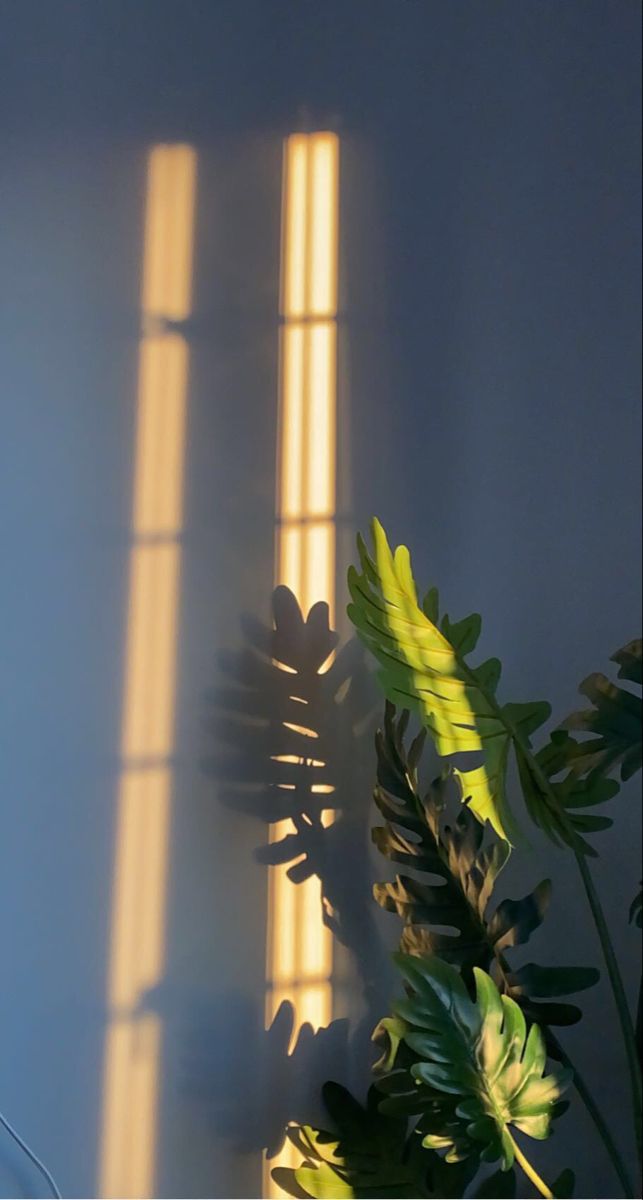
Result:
[516, 730, 619, 857]
[561, 639, 642, 782]
[390, 955, 571, 1172]
[612, 639, 643, 685]
[347, 520, 551, 844]
[295, 1163, 354, 1199]
[373, 1015, 408, 1073]
[272, 1083, 474, 1199]
[523, 636, 640, 853]
[372, 705, 599, 1027]
[505, 963, 600, 999]
[521, 688, 631, 854]
[372, 715, 511, 971]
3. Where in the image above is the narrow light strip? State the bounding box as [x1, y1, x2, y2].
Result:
[266, 131, 339, 1200]
[308, 135, 339, 317]
[98, 144, 196, 1200]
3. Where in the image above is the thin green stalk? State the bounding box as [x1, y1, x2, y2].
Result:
[508, 1132, 554, 1199]
[364, 540, 638, 1156]
[495, 920, 630, 1188]
[406, 724, 635, 1192]
[636, 974, 642, 1060]
[457, 663, 643, 1169]
[517, 731, 643, 1164]
[574, 847, 643, 1161]
[547, 1030, 636, 1198]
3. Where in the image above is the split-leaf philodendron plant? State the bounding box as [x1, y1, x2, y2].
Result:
[274, 520, 642, 1200]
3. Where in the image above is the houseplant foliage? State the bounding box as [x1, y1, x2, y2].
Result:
[274, 520, 641, 1199]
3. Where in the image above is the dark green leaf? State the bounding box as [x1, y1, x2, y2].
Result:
[560, 640, 642, 784]
[612, 639, 642, 685]
[487, 882, 551, 953]
[441, 611, 482, 656]
[523, 638, 640, 853]
[372, 706, 597, 1027]
[272, 1082, 471, 1199]
[520, 999, 584, 1027]
[518, 741, 620, 859]
[391, 956, 571, 1171]
[506, 964, 600, 999]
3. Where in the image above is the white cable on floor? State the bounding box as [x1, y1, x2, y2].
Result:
[0, 1108, 61, 1198]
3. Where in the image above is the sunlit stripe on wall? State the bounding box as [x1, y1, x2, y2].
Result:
[266, 131, 339, 1198]
[98, 144, 196, 1200]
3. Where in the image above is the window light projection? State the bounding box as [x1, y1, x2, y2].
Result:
[276, 133, 339, 621]
[266, 131, 340, 1199]
[98, 144, 196, 1200]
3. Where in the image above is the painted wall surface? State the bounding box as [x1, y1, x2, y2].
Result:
[0, 3, 640, 1197]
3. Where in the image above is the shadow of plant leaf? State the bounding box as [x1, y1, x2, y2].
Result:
[206, 585, 388, 1002]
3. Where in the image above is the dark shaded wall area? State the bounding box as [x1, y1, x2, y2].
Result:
[1, 3, 641, 1197]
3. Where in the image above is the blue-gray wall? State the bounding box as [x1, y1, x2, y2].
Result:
[1, 2, 640, 1197]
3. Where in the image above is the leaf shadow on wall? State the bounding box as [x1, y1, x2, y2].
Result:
[183, 585, 394, 1156]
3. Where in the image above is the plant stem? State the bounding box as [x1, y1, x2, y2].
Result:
[636, 971, 642, 1060]
[505, 727, 643, 1168]
[508, 1132, 554, 1199]
[491, 954, 630, 1192]
[574, 847, 643, 1162]
[404, 711, 635, 1192]
[546, 1030, 636, 1198]
[406, 633, 641, 1182]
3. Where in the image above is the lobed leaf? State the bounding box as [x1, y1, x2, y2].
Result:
[272, 1082, 474, 1199]
[560, 639, 642, 783]
[372, 705, 599, 1027]
[390, 956, 571, 1171]
[349, 522, 639, 857]
[347, 520, 552, 844]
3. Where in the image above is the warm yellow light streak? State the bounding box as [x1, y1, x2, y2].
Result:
[300, 869, 332, 981]
[282, 136, 309, 319]
[277, 522, 302, 603]
[280, 326, 305, 517]
[133, 336, 189, 535]
[142, 144, 195, 321]
[120, 543, 181, 760]
[106, 771, 171, 1009]
[306, 323, 336, 516]
[309, 135, 339, 317]
[266, 131, 339, 1199]
[267, 819, 297, 987]
[304, 521, 335, 625]
[98, 144, 196, 1200]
